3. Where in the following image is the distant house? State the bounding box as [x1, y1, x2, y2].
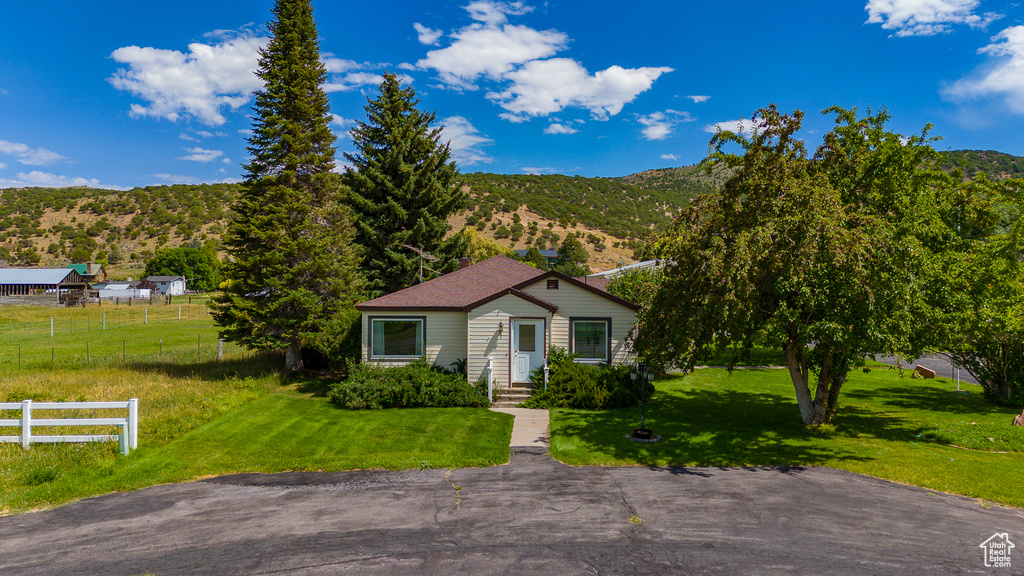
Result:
[93, 281, 151, 300]
[514, 249, 558, 266]
[356, 255, 639, 388]
[0, 267, 90, 305]
[588, 260, 662, 279]
[146, 275, 186, 296]
[67, 263, 107, 284]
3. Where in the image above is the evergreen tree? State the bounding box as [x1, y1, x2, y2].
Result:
[212, 0, 362, 371]
[553, 235, 591, 277]
[344, 73, 468, 297]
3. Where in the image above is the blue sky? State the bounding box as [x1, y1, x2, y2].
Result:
[1, 0, 1023, 190]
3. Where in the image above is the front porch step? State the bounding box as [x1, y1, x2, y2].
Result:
[491, 383, 538, 407]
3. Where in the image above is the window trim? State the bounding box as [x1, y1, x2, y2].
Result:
[569, 317, 612, 363]
[368, 315, 427, 360]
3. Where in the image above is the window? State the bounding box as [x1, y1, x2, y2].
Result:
[571, 318, 610, 362]
[370, 317, 424, 358]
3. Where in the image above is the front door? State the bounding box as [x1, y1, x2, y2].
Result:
[511, 319, 544, 383]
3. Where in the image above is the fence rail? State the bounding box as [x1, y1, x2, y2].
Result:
[0, 399, 138, 455]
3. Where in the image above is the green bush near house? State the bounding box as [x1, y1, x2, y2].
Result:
[329, 360, 489, 409]
[523, 348, 653, 409]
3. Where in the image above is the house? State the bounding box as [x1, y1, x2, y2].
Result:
[513, 249, 558, 266]
[355, 255, 639, 388]
[67, 262, 107, 283]
[0, 267, 90, 306]
[588, 259, 663, 279]
[93, 281, 151, 300]
[145, 275, 186, 296]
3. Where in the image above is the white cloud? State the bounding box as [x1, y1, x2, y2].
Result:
[418, 23, 567, 88]
[865, 0, 1002, 37]
[946, 26, 1024, 113]
[687, 95, 710, 103]
[490, 59, 673, 120]
[109, 33, 266, 125]
[703, 118, 766, 135]
[466, 0, 533, 26]
[544, 122, 578, 134]
[520, 166, 557, 174]
[0, 162, 6, 169]
[414, 23, 444, 46]
[325, 72, 413, 93]
[440, 116, 494, 165]
[0, 140, 66, 166]
[177, 147, 224, 162]
[636, 110, 694, 140]
[0, 171, 127, 190]
[322, 56, 364, 74]
[331, 114, 354, 127]
[660, 154, 679, 161]
[418, 2, 671, 120]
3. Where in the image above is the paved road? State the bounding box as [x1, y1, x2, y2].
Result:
[875, 353, 980, 386]
[1, 449, 1021, 575]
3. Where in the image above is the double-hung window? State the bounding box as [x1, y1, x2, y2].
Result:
[570, 318, 610, 362]
[370, 317, 425, 358]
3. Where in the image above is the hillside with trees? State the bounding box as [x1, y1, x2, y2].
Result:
[0, 149, 1020, 274]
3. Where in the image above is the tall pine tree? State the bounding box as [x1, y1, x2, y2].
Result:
[344, 73, 468, 297]
[212, 0, 362, 371]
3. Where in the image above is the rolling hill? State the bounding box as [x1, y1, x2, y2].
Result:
[0, 149, 1019, 276]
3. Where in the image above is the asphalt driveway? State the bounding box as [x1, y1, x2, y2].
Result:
[1, 449, 1021, 575]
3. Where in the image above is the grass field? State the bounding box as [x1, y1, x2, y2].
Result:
[549, 366, 1024, 507]
[0, 303, 513, 514]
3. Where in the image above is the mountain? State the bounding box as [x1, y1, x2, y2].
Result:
[0, 149, 1019, 275]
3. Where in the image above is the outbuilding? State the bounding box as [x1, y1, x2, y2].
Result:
[355, 255, 639, 388]
[0, 268, 90, 306]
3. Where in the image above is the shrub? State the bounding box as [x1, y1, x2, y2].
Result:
[329, 360, 489, 410]
[522, 348, 653, 409]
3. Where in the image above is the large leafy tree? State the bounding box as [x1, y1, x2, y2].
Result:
[929, 175, 1024, 404]
[553, 235, 591, 277]
[213, 0, 362, 371]
[144, 243, 221, 292]
[344, 73, 468, 297]
[636, 105, 927, 425]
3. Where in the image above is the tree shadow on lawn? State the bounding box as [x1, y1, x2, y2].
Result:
[842, 382, 1009, 417]
[555, 386, 922, 468]
[125, 352, 284, 382]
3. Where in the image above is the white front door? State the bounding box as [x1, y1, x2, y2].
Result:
[511, 319, 544, 383]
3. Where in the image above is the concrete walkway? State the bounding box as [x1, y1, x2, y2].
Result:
[489, 407, 549, 449]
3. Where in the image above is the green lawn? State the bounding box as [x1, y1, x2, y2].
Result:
[0, 304, 513, 514]
[1, 388, 512, 513]
[550, 367, 1024, 507]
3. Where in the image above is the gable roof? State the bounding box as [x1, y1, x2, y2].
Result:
[0, 268, 83, 285]
[357, 255, 545, 311]
[356, 255, 638, 312]
[146, 276, 184, 283]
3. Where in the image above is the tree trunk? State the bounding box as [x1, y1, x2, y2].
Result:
[784, 340, 815, 424]
[285, 344, 304, 371]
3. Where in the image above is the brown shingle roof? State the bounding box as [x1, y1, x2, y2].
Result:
[356, 255, 546, 310]
[355, 254, 639, 312]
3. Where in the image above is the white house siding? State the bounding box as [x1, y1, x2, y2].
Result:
[520, 280, 636, 365]
[360, 310, 467, 370]
[466, 294, 552, 387]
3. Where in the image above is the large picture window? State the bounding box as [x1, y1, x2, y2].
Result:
[370, 317, 424, 358]
[570, 318, 610, 362]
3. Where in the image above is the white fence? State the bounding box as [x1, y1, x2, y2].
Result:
[0, 399, 138, 455]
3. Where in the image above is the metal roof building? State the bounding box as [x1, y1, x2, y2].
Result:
[0, 267, 90, 305]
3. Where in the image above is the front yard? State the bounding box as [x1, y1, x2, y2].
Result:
[550, 366, 1024, 507]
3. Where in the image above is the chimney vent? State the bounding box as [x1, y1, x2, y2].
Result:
[459, 258, 471, 270]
